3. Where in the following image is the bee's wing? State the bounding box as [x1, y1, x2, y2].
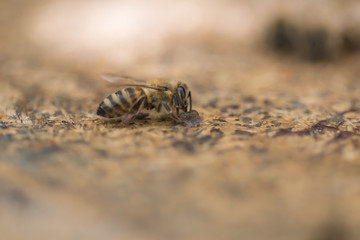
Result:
[101, 73, 147, 84]
[113, 84, 169, 91]
[101, 73, 168, 91]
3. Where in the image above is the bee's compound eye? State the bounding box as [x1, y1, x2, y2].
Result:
[174, 94, 179, 106]
[178, 87, 185, 99]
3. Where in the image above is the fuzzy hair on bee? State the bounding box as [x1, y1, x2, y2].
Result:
[96, 75, 192, 125]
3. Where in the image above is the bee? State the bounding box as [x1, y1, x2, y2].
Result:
[96, 74, 192, 125]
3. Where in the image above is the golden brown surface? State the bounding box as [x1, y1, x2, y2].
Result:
[1, 1, 360, 240]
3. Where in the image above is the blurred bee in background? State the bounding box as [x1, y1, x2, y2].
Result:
[96, 74, 192, 125]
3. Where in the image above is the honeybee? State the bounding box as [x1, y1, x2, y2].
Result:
[96, 74, 192, 125]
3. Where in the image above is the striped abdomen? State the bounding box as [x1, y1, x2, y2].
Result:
[97, 87, 145, 118]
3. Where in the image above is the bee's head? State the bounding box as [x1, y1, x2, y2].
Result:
[174, 82, 192, 113]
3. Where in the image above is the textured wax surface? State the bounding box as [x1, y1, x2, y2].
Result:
[1, 1, 360, 240]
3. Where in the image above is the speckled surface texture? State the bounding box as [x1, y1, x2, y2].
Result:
[1, 1, 360, 240]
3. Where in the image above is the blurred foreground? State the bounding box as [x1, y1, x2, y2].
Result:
[1, 1, 360, 240]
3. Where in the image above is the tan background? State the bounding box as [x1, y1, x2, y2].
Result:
[0, 0, 360, 239]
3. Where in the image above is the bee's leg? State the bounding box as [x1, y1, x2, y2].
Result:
[122, 113, 136, 125]
[122, 96, 146, 125]
[161, 102, 182, 123]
